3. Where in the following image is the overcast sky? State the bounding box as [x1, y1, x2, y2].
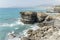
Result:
[0, 0, 60, 8]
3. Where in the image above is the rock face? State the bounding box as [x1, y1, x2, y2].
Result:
[20, 11, 48, 24]
[20, 11, 60, 40]
[8, 11, 58, 40]
[37, 12, 48, 23]
[21, 12, 57, 40]
[20, 11, 38, 24]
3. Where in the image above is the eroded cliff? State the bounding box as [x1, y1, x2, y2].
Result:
[20, 12, 48, 24]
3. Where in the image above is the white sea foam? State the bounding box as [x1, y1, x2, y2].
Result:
[22, 24, 39, 37]
[7, 24, 39, 40]
[6, 18, 39, 40]
[8, 31, 21, 40]
[8, 37, 21, 40]
[0, 18, 24, 27]
[7, 31, 21, 40]
[30, 24, 39, 30]
[23, 29, 29, 37]
[8, 31, 15, 35]
[15, 28, 19, 30]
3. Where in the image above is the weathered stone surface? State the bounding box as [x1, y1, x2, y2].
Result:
[24, 25, 56, 40]
[38, 16, 54, 27]
[37, 12, 48, 23]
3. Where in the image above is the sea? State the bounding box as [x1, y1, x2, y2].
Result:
[0, 8, 51, 40]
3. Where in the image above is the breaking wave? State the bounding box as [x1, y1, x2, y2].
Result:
[0, 18, 24, 27]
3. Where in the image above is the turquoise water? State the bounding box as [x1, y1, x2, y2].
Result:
[0, 8, 47, 40]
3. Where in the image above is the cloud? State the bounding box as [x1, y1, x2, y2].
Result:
[0, 0, 60, 8]
[54, 0, 60, 5]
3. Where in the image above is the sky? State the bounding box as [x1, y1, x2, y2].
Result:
[0, 0, 60, 8]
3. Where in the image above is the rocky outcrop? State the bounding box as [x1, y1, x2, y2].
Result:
[21, 12, 60, 40]
[21, 25, 58, 40]
[20, 11, 48, 24]
[20, 11, 59, 40]
[21, 21, 60, 40]
[20, 11, 38, 24]
[20, 11, 60, 40]
[39, 16, 54, 26]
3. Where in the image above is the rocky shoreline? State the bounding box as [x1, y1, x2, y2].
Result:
[8, 11, 60, 40]
[7, 5, 60, 40]
[20, 11, 60, 40]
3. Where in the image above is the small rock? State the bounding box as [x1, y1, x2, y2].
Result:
[21, 37, 30, 40]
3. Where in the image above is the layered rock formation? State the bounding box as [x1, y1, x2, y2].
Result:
[20, 12, 38, 24]
[20, 11, 60, 40]
[20, 12, 48, 24]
